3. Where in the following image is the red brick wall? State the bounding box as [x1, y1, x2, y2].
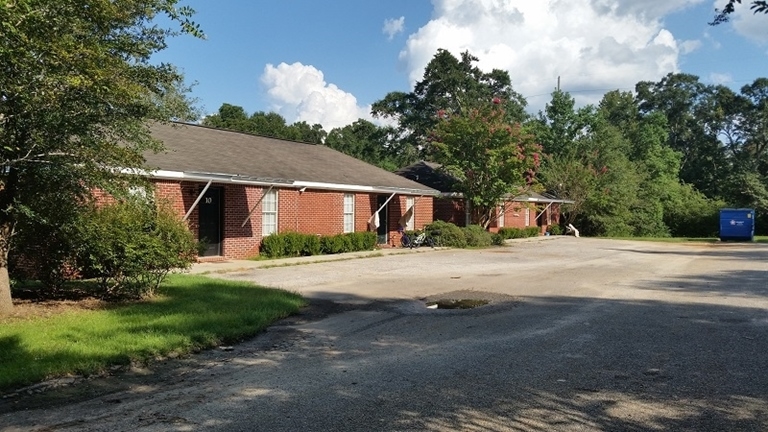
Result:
[434, 197, 466, 226]
[221, 184, 263, 259]
[414, 196, 433, 230]
[430, 197, 560, 235]
[150, 180, 435, 258]
[356, 193, 376, 232]
[501, 204, 531, 229]
[283, 190, 345, 235]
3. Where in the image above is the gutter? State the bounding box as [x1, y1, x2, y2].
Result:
[143, 169, 439, 196]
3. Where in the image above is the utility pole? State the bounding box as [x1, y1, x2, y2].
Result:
[557, 76, 561, 91]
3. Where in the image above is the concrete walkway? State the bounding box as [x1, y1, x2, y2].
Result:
[187, 235, 559, 275]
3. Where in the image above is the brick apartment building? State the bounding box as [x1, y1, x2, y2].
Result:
[143, 123, 438, 259]
[395, 161, 572, 234]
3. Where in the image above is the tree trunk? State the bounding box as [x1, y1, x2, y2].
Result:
[0, 264, 13, 315]
[0, 169, 17, 315]
[0, 226, 13, 314]
[0, 228, 13, 314]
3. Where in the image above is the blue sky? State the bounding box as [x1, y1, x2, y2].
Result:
[154, 0, 768, 130]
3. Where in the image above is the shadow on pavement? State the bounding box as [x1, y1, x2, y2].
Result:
[2, 248, 767, 431]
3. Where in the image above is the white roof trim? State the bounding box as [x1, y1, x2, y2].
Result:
[139, 169, 437, 196]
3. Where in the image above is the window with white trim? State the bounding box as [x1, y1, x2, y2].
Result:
[262, 189, 278, 236]
[343, 194, 355, 233]
[405, 196, 415, 230]
[497, 205, 504, 227]
[525, 208, 530, 227]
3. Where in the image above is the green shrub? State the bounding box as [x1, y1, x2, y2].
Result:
[498, 227, 521, 239]
[347, 232, 376, 251]
[320, 234, 347, 254]
[524, 227, 540, 237]
[76, 201, 196, 298]
[425, 220, 466, 248]
[548, 224, 563, 235]
[663, 184, 723, 238]
[303, 234, 322, 256]
[261, 233, 286, 258]
[261, 231, 377, 258]
[491, 233, 505, 246]
[463, 225, 493, 247]
[497, 227, 541, 239]
[284, 232, 309, 257]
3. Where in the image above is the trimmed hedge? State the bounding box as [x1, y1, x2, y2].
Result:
[261, 231, 377, 259]
[498, 227, 541, 239]
[462, 224, 493, 247]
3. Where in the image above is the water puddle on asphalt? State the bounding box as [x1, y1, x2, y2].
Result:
[425, 299, 490, 310]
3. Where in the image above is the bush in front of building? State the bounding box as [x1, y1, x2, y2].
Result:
[348, 232, 378, 251]
[498, 227, 540, 239]
[548, 224, 563, 235]
[463, 225, 493, 247]
[320, 234, 352, 255]
[76, 200, 197, 298]
[261, 232, 377, 258]
[320, 232, 377, 254]
[424, 220, 467, 248]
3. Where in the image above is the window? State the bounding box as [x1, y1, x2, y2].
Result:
[405, 196, 415, 230]
[497, 205, 504, 228]
[262, 189, 278, 236]
[343, 194, 355, 233]
[525, 208, 530, 227]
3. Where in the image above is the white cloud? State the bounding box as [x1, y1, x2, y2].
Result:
[726, 1, 768, 43]
[399, 0, 706, 111]
[680, 39, 703, 54]
[260, 62, 372, 131]
[708, 72, 732, 84]
[383, 16, 406, 40]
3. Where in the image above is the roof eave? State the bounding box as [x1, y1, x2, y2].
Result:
[140, 169, 438, 196]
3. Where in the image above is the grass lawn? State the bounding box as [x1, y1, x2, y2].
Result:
[0, 274, 305, 391]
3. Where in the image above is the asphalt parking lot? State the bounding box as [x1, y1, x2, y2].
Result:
[2, 237, 768, 431]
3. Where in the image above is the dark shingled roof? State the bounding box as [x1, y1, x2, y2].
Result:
[144, 122, 437, 194]
[394, 161, 458, 192]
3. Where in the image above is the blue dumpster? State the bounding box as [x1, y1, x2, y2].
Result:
[719, 208, 755, 241]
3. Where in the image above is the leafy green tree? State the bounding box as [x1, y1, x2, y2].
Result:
[248, 111, 292, 139]
[202, 103, 250, 131]
[527, 91, 664, 236]
[711, 0, 768, 25]
[636, 74, 729, 198]
[529, 90, 593, 158]
[0, 0, 201, 314]
[325, 119, 406, 171]
[598, 91, 684, 236]
[202, 105, 326, 143]
[431, 100, 541, 228]
[717, 79, 768, 216]
[372, 49, 528, 161]
[286, 121, 327, 144]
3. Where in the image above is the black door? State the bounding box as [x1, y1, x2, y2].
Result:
[376, 195, 390, 245]
[198, 187, 223, 256]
